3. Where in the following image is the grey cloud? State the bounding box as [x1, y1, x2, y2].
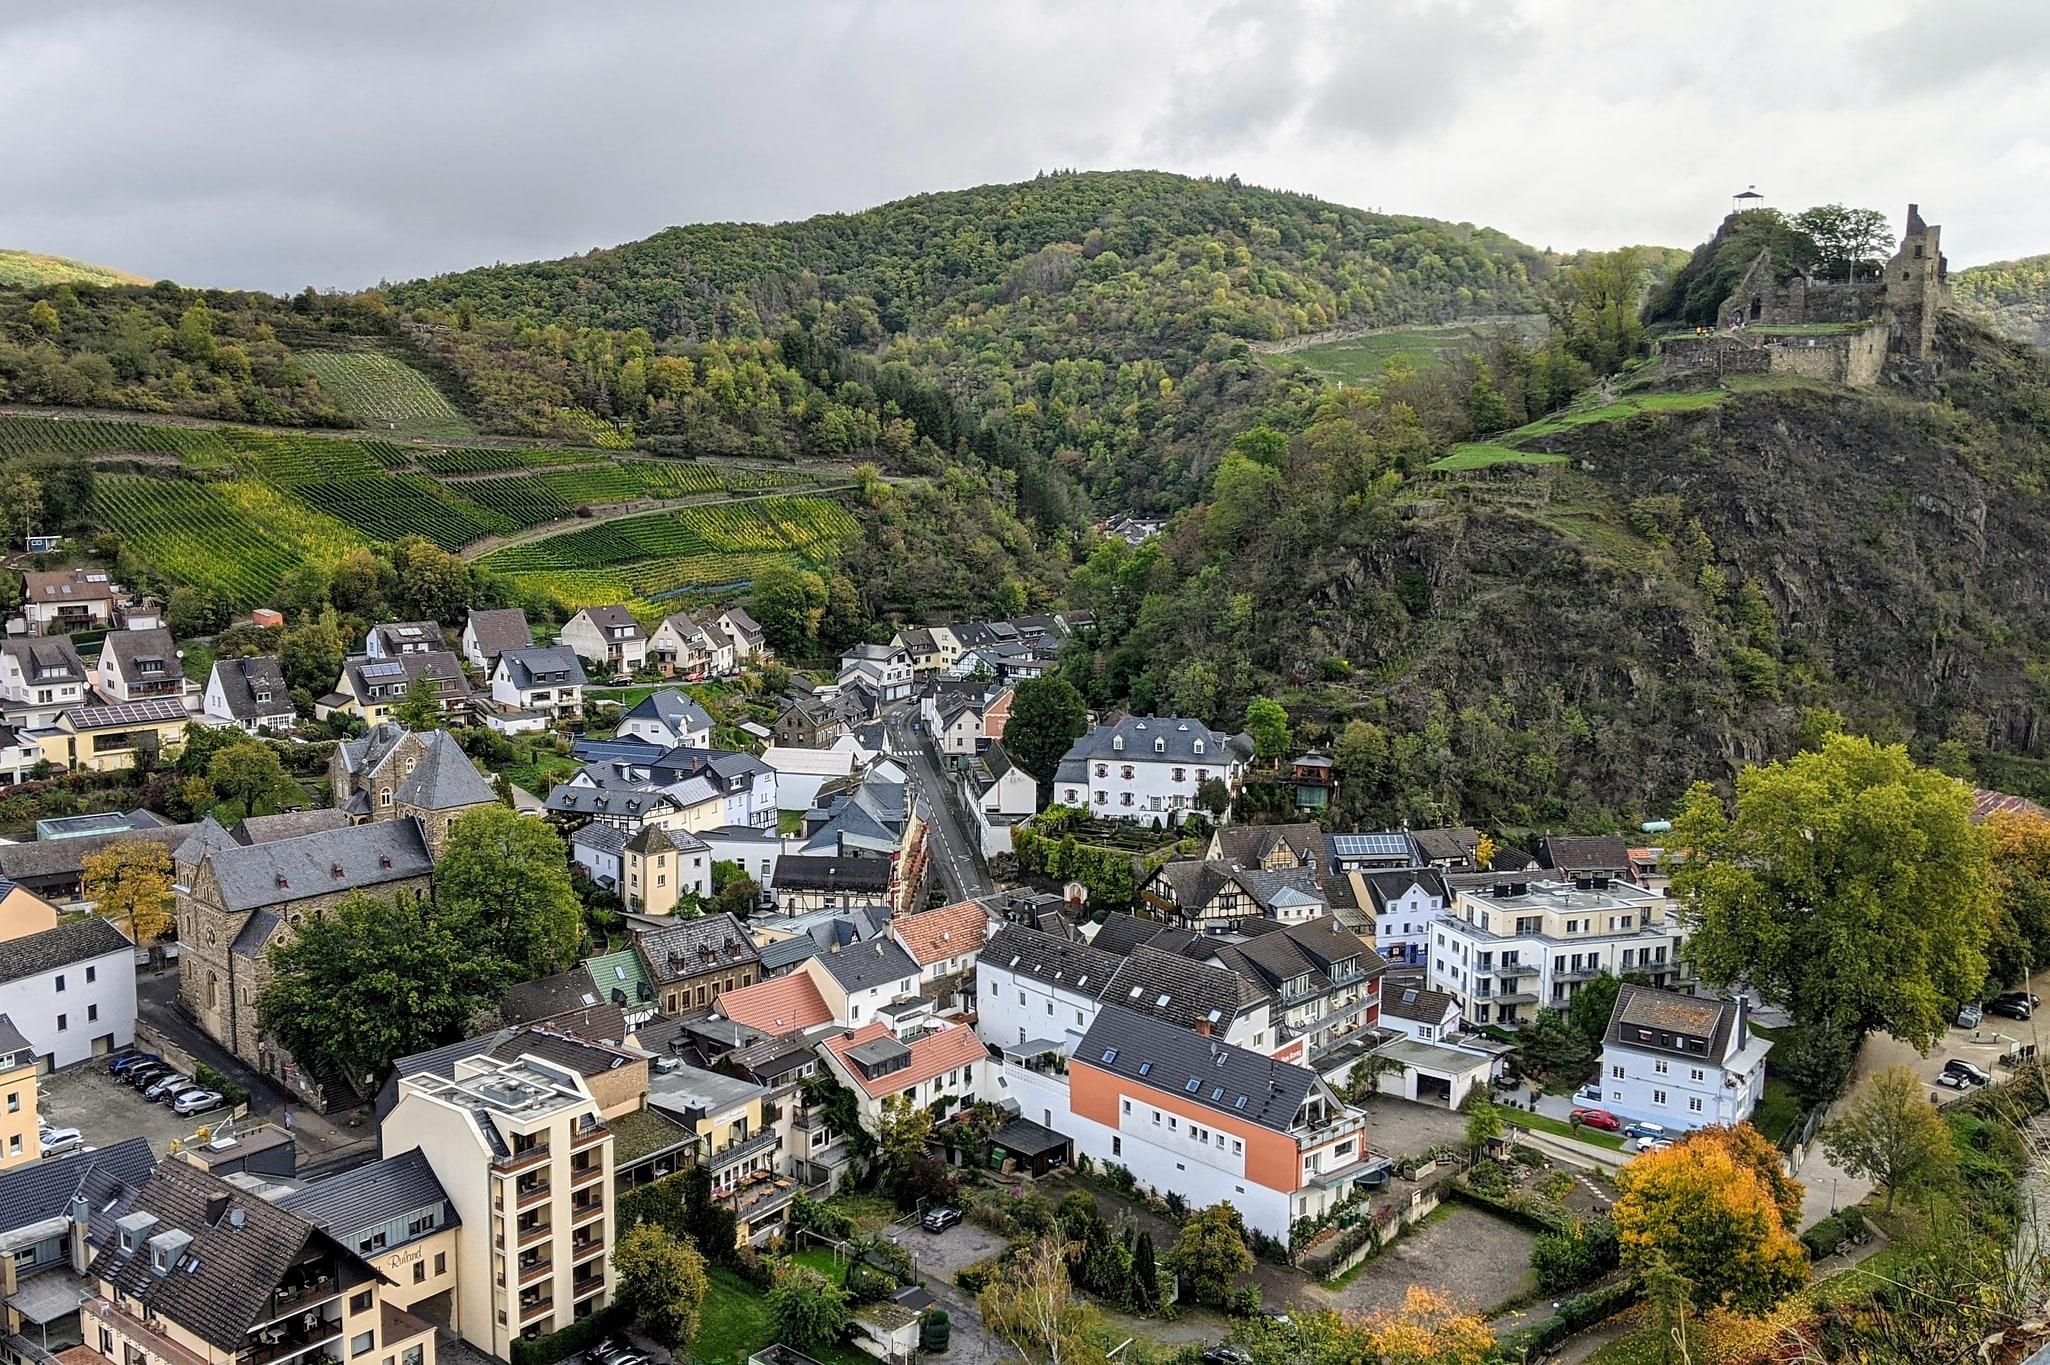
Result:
[1861, 0, 2050, 92]
[1308, 0, 1529, 142]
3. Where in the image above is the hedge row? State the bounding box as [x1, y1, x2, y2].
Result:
[1495, 1279, 1640, 1360]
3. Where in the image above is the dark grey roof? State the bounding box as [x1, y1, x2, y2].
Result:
[369, 622, 443, 654]
[576, 605, 645, 637]
[1086, 915, 1206, 960]
[393, 730, 497, 812]
[991, 1116, 1069, 1157]
[986, 924, 1122, 995]
[3, 638, 84, 684]
[636, 913, 760, 984]
[233, 809, 352, 846]
[465, 609, 533, 661]
[1605, 984, 1740, 1060]
[343, 650, 472, 700]
[1076, 1003, 1318, 1133]
[92, 1161, 344, 1353]
[1383, 985, 1458, 1025]
[1360, 868, 1450, 911]
[1211, 822, 1326, 869]
[0, 1013, 30, 1059]
[1101, 945, 1256, 1028]
[101, 628, 177, 680]
[1217, 918, 1379, 996]
[757, 935, 817, 974]
[773, 855, 891, 893]
[0, 1136, 153, 1236]
[1059, 716, 1252, 766]
[501, 966, 604, 1023]
[571, 823, 630, 857]
[0, 824, 197, 885]
[207, 655, 290, 720]
[229, 911, 281, 960]
[809, 937, 919, 994]
[1409, 827, 1482, 866]
[279, 1148, 458, 1246]
[624, 690, 713, 734]
[200, 818, 432, 913]
[1537, 834, 1634, 877]
[498, 646, 587, 691]
[0, 917, 131, 985]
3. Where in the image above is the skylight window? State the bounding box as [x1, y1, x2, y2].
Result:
[1185, 1078, 1200, 1092]
[1156, 993, 1171, 1007]
[1138, 1061, 1152, 1076]
[1129, 986, 1143, 999]
[1212, 1087, 1225, 1100]
[1236, 1095, 1248, 1109]
[1101, 1049, 1117, 1064]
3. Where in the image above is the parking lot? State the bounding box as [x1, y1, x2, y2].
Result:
[41, 1059, 236, 1158]
[892, 1217, 1011, 1282]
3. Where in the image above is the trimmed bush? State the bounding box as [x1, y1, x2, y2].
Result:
[507, 1302, 629, 1365]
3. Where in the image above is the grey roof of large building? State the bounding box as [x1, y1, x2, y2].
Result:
[201, 818, 433, 913]
[465, 608, 533, 661]
[1058, 716, 1252, 767]
[501, 965, 607, 1023]
[1359, 868, 1450, 911]
[232, 809, 353, 846]
[637, 913, 760, 984]
[1219, 917, 1379, 995]
[498, 646, 587, 691]
[392, 730, 498, 812]
[773, 855, 891, 893]
[985, 924, 1122, 995]
[808, 937, 919, 994]
[278, 1148, 458, 1245]
[101, 628, 177, 680]
[1084, 915, 1205, 960]
[1077, 1003, 1319, 1134]
[1102, 943, 1266, 1026]
[0, 916, 131, 984]
[2, 637, 84, 684]
[1605, 984, 1742, 1060]
[625, 690, 713, 735]
[0, 823, 198, 886]
[0, 1136, 153, 1238]
[1538, 834, 1635, 877]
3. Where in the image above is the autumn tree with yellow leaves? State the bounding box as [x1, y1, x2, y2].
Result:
[1612, 1124, 1807, 1315]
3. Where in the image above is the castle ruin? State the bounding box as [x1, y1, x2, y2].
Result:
[1659, 203, 1951, 387]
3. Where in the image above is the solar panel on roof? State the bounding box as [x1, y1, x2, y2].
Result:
[1331, 833, 1413, 857]
[361, 661, 407, 679]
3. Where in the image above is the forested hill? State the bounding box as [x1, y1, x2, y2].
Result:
[381, 171, 1550, 511]
[1956, 254, 2050, 349]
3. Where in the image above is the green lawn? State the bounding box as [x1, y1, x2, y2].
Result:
[1269, 316, 1548, 387]
[1508, 1110, 1626, 1151]
[1428, 444, 1568, 471]
[1751, 1074, 1801, 1144]
[779, 809, 805, 835]
[695, 1266, 883, 1365]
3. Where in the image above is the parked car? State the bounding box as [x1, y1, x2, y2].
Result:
[1936, 1070, 1969, 1089]
[608, 674, 633, 687]
[1943, 1059, 1991, 1086]
[1570, 1108, 1622, 1132]
[1258, 1310, 1295, 1328]
[126, 1063, 172, 1089]
[1957, 1004, 1984, 1029]
[171, 1090, 224, 1117]
[1573, 1084, 1603, 1105]
[1630, 1136, 1673, 1154]
[922, 1206, 963, 1233]
[38, 1126, 82, 1157]
[143, 1074, 190, 1102]
[1988, 994, 2034, 1020]
[1203, 1350, 1251, 1365]
[1622, 1121, 1670, 1141]
[107, 1051, 158, 1077]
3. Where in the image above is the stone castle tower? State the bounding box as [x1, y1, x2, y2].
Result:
[1884, 203, 1950, 363]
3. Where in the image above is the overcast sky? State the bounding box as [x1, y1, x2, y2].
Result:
[4, 0, 2047, 294]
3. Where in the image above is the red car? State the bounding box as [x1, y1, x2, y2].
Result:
[1571, 1108, 1622, 1132]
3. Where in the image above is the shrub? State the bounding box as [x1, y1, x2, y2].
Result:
[1231, 1283, 1264, 1317]
[507, 1303, 629, 1365]
[193, 1062, 250, 1110]
[956, 1257, 1005, 1294]
[1531, 1217, 1620, 1294]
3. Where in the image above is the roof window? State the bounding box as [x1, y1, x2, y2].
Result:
[1137, 1061, 1152, 1076]
[1101, 1048, 1117, 1063]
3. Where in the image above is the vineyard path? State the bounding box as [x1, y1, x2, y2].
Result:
[458, 480, 872, 561]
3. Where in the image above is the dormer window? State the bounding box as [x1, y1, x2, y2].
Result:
[255, 690, 270, 703]
[1112, 735, 1125, 752]
[1193, 739, 1205, 754]
[1155, 737, 1166, 753]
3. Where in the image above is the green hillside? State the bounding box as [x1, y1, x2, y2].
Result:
[0, 248, 149, 289]
[1955, 253, 2050, 349]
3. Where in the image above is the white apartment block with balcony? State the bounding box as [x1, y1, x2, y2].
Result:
[383, 1054, 615, 1358]
[1599, 985, 1771, 1132]
[1426, 874, 1689, 1027]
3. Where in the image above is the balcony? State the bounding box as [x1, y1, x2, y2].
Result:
[1555, 967, 1605, 984]
[1495, 961, 1540, 978]
[570, 1194, 604, 1226]
[704, 1129, 780, 1171]
[516, 1176, 552, 1209]
[1295, 1111, 1369, 1149]
[493, 1144, 551, 1175]
[517, 1294, 554, 1324]
[242, 1314, 343, 1365]
[571, 1161, 606, 1188]
[571, 1270, 606, 1302]
[261, 1271, 341, 1326]
[518, 1255, 553, 1287]
[1492, 989, 1541, 1006]
[571, 1120, 609, 1150]
[516, 1219, 553, 1249]
[571, 1229, 606, 1262]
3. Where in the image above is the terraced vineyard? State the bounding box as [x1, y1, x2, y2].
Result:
[294, 475, 513, 551]
[296, 350, 476, 439]
[95, 476, 359, 602]
[0, 414, 236, 462]
[415, 446, 608, 476]
[479, 495, 859, 607]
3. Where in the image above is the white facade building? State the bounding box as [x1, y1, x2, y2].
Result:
[0, 917, 137, 1067]
[838, 644, 912, 703]
[1599, 984, 1771, 1131]
[1051, 717, 1254, 826]
[1357, 868, 1448, 969]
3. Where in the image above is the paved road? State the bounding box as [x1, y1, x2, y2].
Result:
[885, 710, 994, 903]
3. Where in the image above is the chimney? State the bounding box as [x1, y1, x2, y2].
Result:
[205, 1192, 230, 1225]
[1194, 1018, 1210, 1037]
[68, 1194, 90, 1274]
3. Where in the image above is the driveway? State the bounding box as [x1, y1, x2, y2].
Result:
[42, 1065, 225, 1159]
[1302, 1206, 1536, 1317]
[1356, 1095, 1469, 1156]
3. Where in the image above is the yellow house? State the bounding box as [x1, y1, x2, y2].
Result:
[34, 698, 188, 774]
[279, 1148, 464, 1339]
[0, 1017, 39, 1168]
[0, 882, 58, 944]
[620, 826, 711, 915]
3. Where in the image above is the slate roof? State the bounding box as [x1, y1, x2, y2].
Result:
[624, 690, 713, 736]
[1086, 915, 1201, 959]
[0, 823, 197, 887]
[1076, 1003, 1318, 1133]
[717, 973, 833, 1034]
[992, 1116, 1069, 1157]
[233, 809, 351, 845]
[0, 916, 131, 984]
[984, 924, 1122, 995]
[393, 730, 497, 812]
[498, 646, 586, 691]
[91, 1161, 343, 1352]
[278, 1148, 457, 1247]
[575, 605, 645, 639]
[636, 913, 760, 984]
[464, 609, 532, 662]
[1382, 985, 1458, 1025]
[201, 818, 433, 913]
[757, 934, 818, 974]
[101, 628, 178, 682]
[571, 823, 630, 858]
[625, 823, 706, 856]
[3, 637, 85, 685]
[0, 1136, 153, 1237]
[890, 900, 988, 967]
[1606, 984, 1740, 1060]
[201, 655, 289, 721]
[501, 966, 605, 1023]
[229, 911, 281, 960]
[809, 937, 920, 994]
[342, 651, 471, 702]
[1101, 944, 1259, 1028]
[1210, 822, 1326, 869]
[773, 855, 891, 894]
[1409, 827, 1482, 866]
[1058, 716, 1252, 766]
[1360, 868, 1449, 912]
[368, 622, 443, 654]
[1537, 834, 1633, 877]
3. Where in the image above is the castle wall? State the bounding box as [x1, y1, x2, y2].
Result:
[1659, 334, 1771, 377]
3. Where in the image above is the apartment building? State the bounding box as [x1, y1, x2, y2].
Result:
[280, 1150, 463, 1335]
[383, 1053, 615, 1356]
[1598, 985, 1771, 1132]
[1001, 1004, 1380, 1241]
[82, 1162, 438, 1365]
[645, 1065, 790, 1246]
[1052, 717, 1253, 825]
[1426, 874, 1688, 1027]
[1213, 919, 1383, 1065]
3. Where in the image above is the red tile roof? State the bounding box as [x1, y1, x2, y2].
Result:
[891, 899, 989, 967]
[821, 1020, 989, 1098]
[716, 972, 831, 1034]
[1972, 788, 2049, 824]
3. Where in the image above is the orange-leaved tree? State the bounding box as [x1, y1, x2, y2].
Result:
[1346, 1287, 1493, 1365]
[1612, 1124, 1807, 1315]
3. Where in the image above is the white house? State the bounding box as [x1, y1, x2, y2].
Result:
[976, 925, 1124, 1055]
[761, 745, 862, 814]
[819, 1020, 989, 1130]
[461, 607, 533, 673]
[694, 825, 792, 905]
[1427, 875, 1692, 1028]
[364, 621, 445, 658]
[558, 605, 648, 673]
[0, 917, 136, 1068]
[619, 690, 713, 749]
[95, 628, 187, 705]
[20, 569, 118, 636]
[0, 725, 42, 785]
[0, 638, 89, 729]
[202, 656, 296, 733]
[1379, 984, 1462, 1044]
[1359, 868, 1449, 969]
[712, 607, 768, 663]
[799, 939, 922, 1028]
[1051, 717, 1254, 826]
[491, 646, 587, 720]
[1599, 985, 1772, 1132]
[648, 612, 732, 679]
[838, 644, 912, 703]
